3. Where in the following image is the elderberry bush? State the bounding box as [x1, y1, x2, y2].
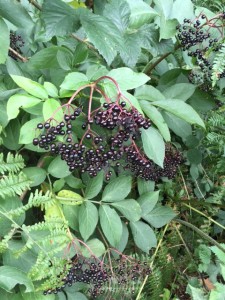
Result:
[33, 98, 182, 181]
[43, 255, 151, 299]
[9, 31, 25, 60]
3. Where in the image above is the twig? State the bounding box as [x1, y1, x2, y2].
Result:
[9, 47, 28, 63]
[71, 34, 95, 50]
[28, 0, 42, 10]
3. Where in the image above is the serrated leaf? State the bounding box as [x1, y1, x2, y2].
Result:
[80, 11, 122, 65]
[81, 239, 105, 258]
[107, 67, 150, 90]
[19, 117, 43, 144]
[143, 206, 176, 228]
[0, 18, 9, 64]
[44, 82, 58, 98]
[85, 171, 104, 199]
[79, 202, 98, 241]
[141, 127, 165, 167]
[10, 76, 48, 99]
[137, 191, 159, 216]
[135, 85, 165, 102]
[60, 72, 89, 91]
[119, 32, 141, 67]
[48, 156, 71, 178]
[7, 94, 42, 121]
[102, 176, 132, 202]
[162, 83, 196, 101]
[130, 221, 157, 253]
[0, 266, 34, 292]
[152, 99, 205, 128]
[42, 98, 64, 124]
[111, 199, 142, 222]
[23, 167, 46, 187]
[141, 101, 171, 141]
[99, 205, 122, 247]
[115, 222, 129, 253]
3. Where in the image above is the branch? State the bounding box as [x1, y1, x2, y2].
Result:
[71, 34, 95, 50]
[9, 47, 28, 63]
[28, 0, 42, 10]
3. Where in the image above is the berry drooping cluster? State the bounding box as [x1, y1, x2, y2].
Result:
[9, 31, 25, 61]
[43, 254, 151, 298]
[33, 78, 182, 181]
[176, 13, 225, 86]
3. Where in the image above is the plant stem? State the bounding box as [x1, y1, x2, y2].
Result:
[136, 224, 169, 300]
[28, 0, 42, 10]
[9, 47, 28, 63]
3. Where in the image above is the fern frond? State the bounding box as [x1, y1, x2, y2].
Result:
[0, 153, 25, 174]
[212, 43, 225, 86]
[0, 172, 31, 198]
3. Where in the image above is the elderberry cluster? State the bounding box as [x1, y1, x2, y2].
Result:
[33, 101, 182, 181]
[9, 31, 25, 60]
[176, 14, 225, 86]
[43, 255, 151, 298]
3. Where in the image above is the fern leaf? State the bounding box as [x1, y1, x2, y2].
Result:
[212, 43, 225, 86]
[0, 172, 31, 198]
[0, 153, 25, 174]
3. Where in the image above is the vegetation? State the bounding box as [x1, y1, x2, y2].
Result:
[1, 0, 225, 299]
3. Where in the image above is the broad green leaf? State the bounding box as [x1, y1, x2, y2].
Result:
[187, 149, 202, 165]
[78, 202, 98, 241]
[102, 175, 132, 202]
[44, 82, 58, 98]
[73, 43, 88, 65]
[0, 266, 34, 292]
[137, 191, 159, 216]
[41, 0, 80, 37]
[99, 205, 122, 247]
[107, 67, 150, 90]
[211, 244, 225, 263]
[7, 94, 42, 120]
[209, 283, 225, 300]
[23, 167, 46, 187]
[162, 83, 196, 101]
[115, 222, 129, 253]
[80, 11, 122, 65]
[0, 18, 9, 64]
[143, 206, 176, 228]
[122, 91, 143, 114]
[29, 47, 64, 69]
[188, 285, 207, 300]
[66, 292, 88, 300]
[65, 175, 84, 189]
[141, 101, 170, 141]
[81, 239, 105, 258]
[48, 156, 71, 178]
[10, 76, 48, 99]
[160, 17, 178, 40]
[57, 49, 73, 71]
[154, 0, 173, 19]
[0, 0, 33, 29]
[127, 0, 158, 29]
[162, 111, 192, 139]
[111, 199, 142, 222]
[130, 221, 157, 253]
[141, 127, 165, 168]
[21, 291, 55, 300]
[135, 85, 165, 101]
[170, 0, 195, 23]
[152, 99, 205, 128]
[42, 98, 64, 124]
[63, 205, 79, 231]
[2, 119, 20, 151]
[137, 178, 155, 195]
[60, 72, 89, 91]
[19, 117, 43, 145]
[85, 171, 104, 199]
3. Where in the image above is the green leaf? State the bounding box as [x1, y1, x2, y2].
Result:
[162, 83, 196, 101]
[63, 205, 79, 231]
[48, 156, 71, 178]
[152, 99, 205, 128]
[60, 72, 89, 91]
[143, 206, 176, 228]
[0, 266, 34, 292]
[19, 117, 44, 145]
[162, 111, 192, 139]
[211, 244, 225, 263]
[41, 0, 80, 38]
[22, 167, 46, 187]
[78, 202, 98, 241]
[170, 0, 195, 23]
[130, 221, 157, 253]
[29, 47, 63, 69]
[160, 17, 178, 40]
[115, 222, 129, 253]
[141, 127, 165, 168]
[7, 94, 42, 120]
[43, 99, 64, 124]
[135, 85, 166, 102]
[141, 101, 170, 141]
[73, 43, 88, 65]
[85, 171, 104, 199]
[102, 175, 132, 202]
[111, 199, 142, 222]
[99, 205, 122, 247]
[21, 291, 55, 300]
[81, 239, 105, 258]
[137, 191, 159, 216]
[188, 285, 207, 300]
[10, 76, 48, 99]
[187, 149, 202, 165]
[122, 91, 143, 114]
[0, 18, 9, 64]
[127, 0, 158, 29]
[137, 178, 155, 195]
[44, 82, 58, 98]
[80, 11, 122, 65]
[107, 67, 150, 90]
[0, 0, 33, 29]
[2, 119, 20, 151]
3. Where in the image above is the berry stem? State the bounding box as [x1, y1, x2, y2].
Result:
[9, 47, 28, 62]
